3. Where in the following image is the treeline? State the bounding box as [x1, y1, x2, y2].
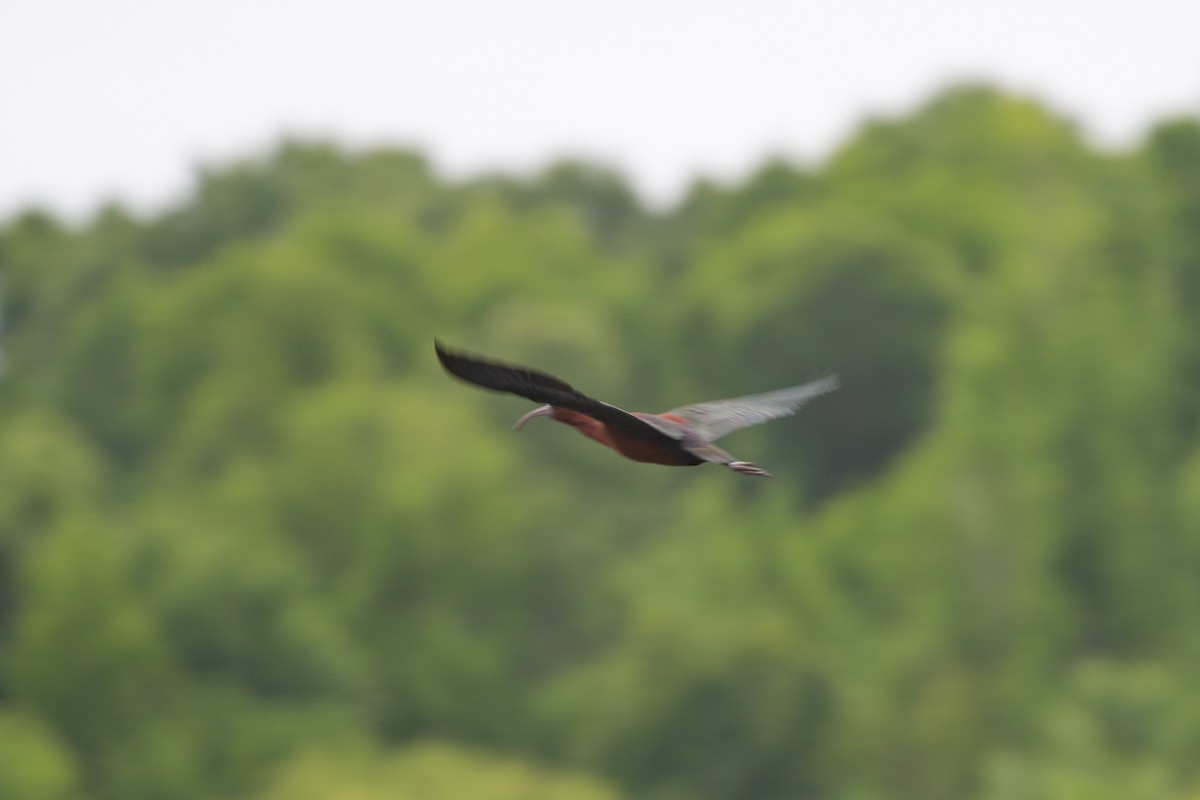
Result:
[2, 85, 1200, 799]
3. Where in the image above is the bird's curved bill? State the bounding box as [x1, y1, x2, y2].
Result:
[513, 404, 553, 431]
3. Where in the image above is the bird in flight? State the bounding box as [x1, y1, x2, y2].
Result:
[435, 341, 837, 478]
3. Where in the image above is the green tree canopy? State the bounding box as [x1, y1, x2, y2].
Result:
[2, 85, 1199, 800]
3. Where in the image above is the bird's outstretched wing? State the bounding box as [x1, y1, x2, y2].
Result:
[664, 375, 839, 442]
[435, 341, 683, 444]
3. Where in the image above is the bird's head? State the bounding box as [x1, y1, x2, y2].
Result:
[512, 404, 554, 431]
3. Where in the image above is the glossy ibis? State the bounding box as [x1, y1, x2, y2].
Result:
[436, 341, 837, 477]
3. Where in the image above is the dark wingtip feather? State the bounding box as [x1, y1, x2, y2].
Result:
[434, 339, 462, 379]
[433, 340, 581, 401]
[433, 339, 457, 374]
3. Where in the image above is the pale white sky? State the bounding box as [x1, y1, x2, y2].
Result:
[2, 0, 1198, 219]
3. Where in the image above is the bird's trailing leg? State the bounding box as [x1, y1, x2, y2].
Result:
[728, 461, 772, 478]
[682, 438, 773, 478]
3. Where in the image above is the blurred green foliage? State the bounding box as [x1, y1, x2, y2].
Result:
[2, 86, 1200, 799]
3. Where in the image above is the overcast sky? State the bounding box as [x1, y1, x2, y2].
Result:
[2, 0, 1198, 220]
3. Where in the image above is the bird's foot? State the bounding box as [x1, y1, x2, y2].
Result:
[729, 461, 772, 477]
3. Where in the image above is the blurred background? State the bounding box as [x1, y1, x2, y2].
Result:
[2, 2, 1200, 799]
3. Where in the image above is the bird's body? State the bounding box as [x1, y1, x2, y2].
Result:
[435, 341, 837, 477]
[548, 407, 703, 466]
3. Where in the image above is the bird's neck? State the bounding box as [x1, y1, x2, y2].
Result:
[551, 408, 617, 449]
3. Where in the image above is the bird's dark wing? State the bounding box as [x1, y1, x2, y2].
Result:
[435, 341, 682, 444]
[664, 375, 839, 441]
